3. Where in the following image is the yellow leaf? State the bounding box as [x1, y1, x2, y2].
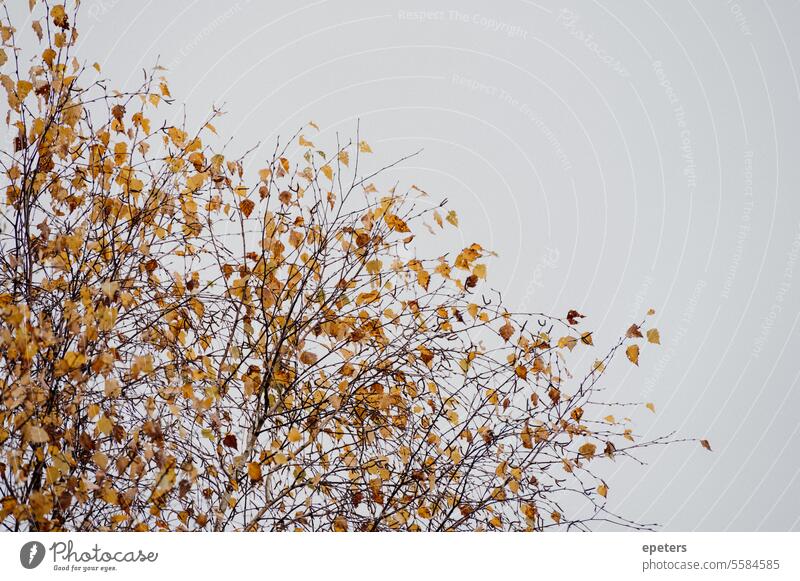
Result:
[287, 427, 302, 443]
[299, 351, 318, 366]
[558, 336, 578, 351]
[356, 290, 380, 306]
[29, 490, 52, 521]
[597, 483, 608, 498]
[626, 344, 640, 365]
[190, 298, 205, 318]
[93, 451, 109, 470]
[446, 210, 458, 227]
[24, 425, 50, 444]
[104, 378, 121, 397]
[50, 4, 69, 29]
[332, 515, 348, 531]
[647, 328, 660, 344]
[152, 466, 176, 500]
[522, 503, 537, 519]
[97, 415, 113, 436]
[248, 462, 262, 482]
[321, 165, 333, 181]
[63, 351, 86, 369]
[385, 214, 410, 233]
[646, 402, 655, 413]
[358, 140, 372, 153]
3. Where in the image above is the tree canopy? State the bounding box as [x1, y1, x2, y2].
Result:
[0, 1, 691, 532]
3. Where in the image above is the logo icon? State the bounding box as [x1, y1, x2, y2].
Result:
[20, 541, 46, 569]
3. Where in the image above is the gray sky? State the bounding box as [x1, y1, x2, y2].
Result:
[14, 0, 800, 530]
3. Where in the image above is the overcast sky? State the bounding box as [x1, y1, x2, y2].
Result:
[10, 0, 800, 531]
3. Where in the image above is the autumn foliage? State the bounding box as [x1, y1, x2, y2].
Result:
[1, 2, 677, 532]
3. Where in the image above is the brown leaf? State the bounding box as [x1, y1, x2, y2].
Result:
[24, 424, 50, 444]
[700, 439, 712, 451]
[578, 442, 596, 458]
[626, 324, 643, 338]
[112, 104, 125, 122]
[51, 5, 69, 30]
[222, 434, 238, 450]
[299, 351, 318, 365]
[499, 321, 514, 342]
[566, 309, 585, 325]
[239, 199, 255, 218]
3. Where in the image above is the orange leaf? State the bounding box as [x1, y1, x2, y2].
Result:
[239, 199, 255, 218]
[247, 462, 262, 482]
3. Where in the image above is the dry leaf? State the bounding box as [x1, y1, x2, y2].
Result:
[248, 462, 262, 482]
[239, 199, 255, 218]
[626, 344, 640, 365]
[626, 324, 643, 338]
